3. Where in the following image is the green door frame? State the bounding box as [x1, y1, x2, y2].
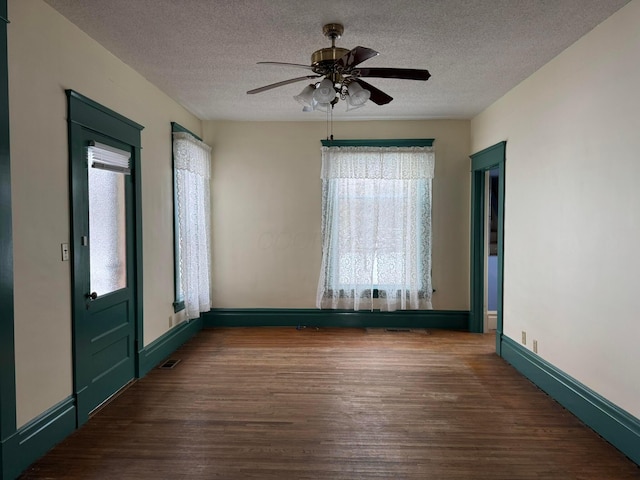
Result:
[469, 142, 505, 353]
[67, 90, 144, 425]
[0, 0, 16, 458]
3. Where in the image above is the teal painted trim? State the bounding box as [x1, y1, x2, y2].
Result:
[0, 1, 17, 476]
[0, 0, 16, 452]
[204, 309, 469, 330]
[469, 169, 485, 334]
[469, 141, 506, 340]
[496, 159, 505, 350]
[138, 317, 203, 377]
[470, 141, 506, 170]
[169, 123, 191, 312]
[501, 336, 640, 466]
[1, 397, 76, 480]
[67, 90, 143, 147]
[132, 143, 145, 377]
[321, 138, 434, 147]
[171, 122, 202, 141]
[173, 300, 185, 313]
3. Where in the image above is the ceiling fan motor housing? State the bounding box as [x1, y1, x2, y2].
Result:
[311, 47, 349, 72]
[311, 23, 348, 74]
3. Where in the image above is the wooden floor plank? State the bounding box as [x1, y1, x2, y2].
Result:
[20, 328, 640, 479]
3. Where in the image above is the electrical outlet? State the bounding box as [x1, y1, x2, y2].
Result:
[521, 331, 526, 345]
[533, 340, 538, 354]
[169, 315, 173, 327]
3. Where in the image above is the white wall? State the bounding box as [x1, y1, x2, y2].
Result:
[203, 119, 470, 310]
[8, 0, 201, 426]
[471, 0, 640, 418]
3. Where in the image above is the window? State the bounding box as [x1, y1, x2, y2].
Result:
[172, 123, 212, 319]
[87, 142, 129, 296]
[316, 142, 434, 311]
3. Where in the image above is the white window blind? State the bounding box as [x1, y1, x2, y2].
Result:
[88, 141, 131, 174]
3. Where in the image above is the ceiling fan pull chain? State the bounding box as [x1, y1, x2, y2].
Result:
[326, 106, 329, 140]
[330, 105, 334, 140]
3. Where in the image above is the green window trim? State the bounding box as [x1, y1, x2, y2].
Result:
[170, 122, 200, 313]
[321, 138, 434, 147]
[171, 121, 202, 141]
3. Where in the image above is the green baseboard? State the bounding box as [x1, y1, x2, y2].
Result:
[137, 317, 203, 377]
[501, 336, 640, 465]
[204, 308, 470, 330]
[1, 396, 76, 480]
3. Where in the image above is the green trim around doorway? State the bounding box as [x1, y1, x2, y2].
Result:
[0, 1, 17, 478]
[469, 142, 505, 341]
[204, 308, 470, 330]
[67, 90, 144, 423]
[501, 336, 640, 465]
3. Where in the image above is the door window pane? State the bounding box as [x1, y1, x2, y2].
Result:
[89, 166, 127, 295]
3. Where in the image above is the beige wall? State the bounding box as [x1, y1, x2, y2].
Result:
[203, 120, 470, 309]
[8, 0, 201, 426]
[470, 0, 640, 418]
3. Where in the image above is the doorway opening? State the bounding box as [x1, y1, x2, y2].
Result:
[485, 168, 499, 331]
[469, 142, 505, 354]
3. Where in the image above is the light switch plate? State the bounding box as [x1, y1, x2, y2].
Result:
[61, 243, 70, 261]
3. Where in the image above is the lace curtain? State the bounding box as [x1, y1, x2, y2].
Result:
[173, 132, 212, 320]
[316, 146, 434, 311]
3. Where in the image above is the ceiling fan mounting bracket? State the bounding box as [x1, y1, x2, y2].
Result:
[322, 23, 344, 42]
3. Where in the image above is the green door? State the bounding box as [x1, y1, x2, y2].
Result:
[67, 91, 143, 426]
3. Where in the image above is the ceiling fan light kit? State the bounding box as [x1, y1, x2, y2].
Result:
[247, 23, 431, 113]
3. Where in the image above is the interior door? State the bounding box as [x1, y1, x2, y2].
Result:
[71, 130, 136, 424]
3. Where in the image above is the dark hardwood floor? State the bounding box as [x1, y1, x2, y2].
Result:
[20, 327, 639, 479]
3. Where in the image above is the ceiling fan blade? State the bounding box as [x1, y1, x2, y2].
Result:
[355, 67, 431, 81]
[352, 78, 393, 105]
[335, 46, 379, 71]
[257, 61, 314, 71]
[247, 75, 321, 94]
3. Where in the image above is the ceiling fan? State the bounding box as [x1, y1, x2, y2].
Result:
[247, 23, 431, 112]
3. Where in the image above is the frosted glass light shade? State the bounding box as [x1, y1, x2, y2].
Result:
[347, 82, 371, 107]
[313, 78, 336, 104]
[294, 85, 315, 108]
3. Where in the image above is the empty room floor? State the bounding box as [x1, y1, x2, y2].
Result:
[20, 327, 640, 479]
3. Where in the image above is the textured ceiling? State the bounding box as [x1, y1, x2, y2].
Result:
[44, 0, 630, 121]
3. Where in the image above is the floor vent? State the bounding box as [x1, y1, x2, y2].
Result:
[158, 359, 181, 369]
[385, 328, 412, 332]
